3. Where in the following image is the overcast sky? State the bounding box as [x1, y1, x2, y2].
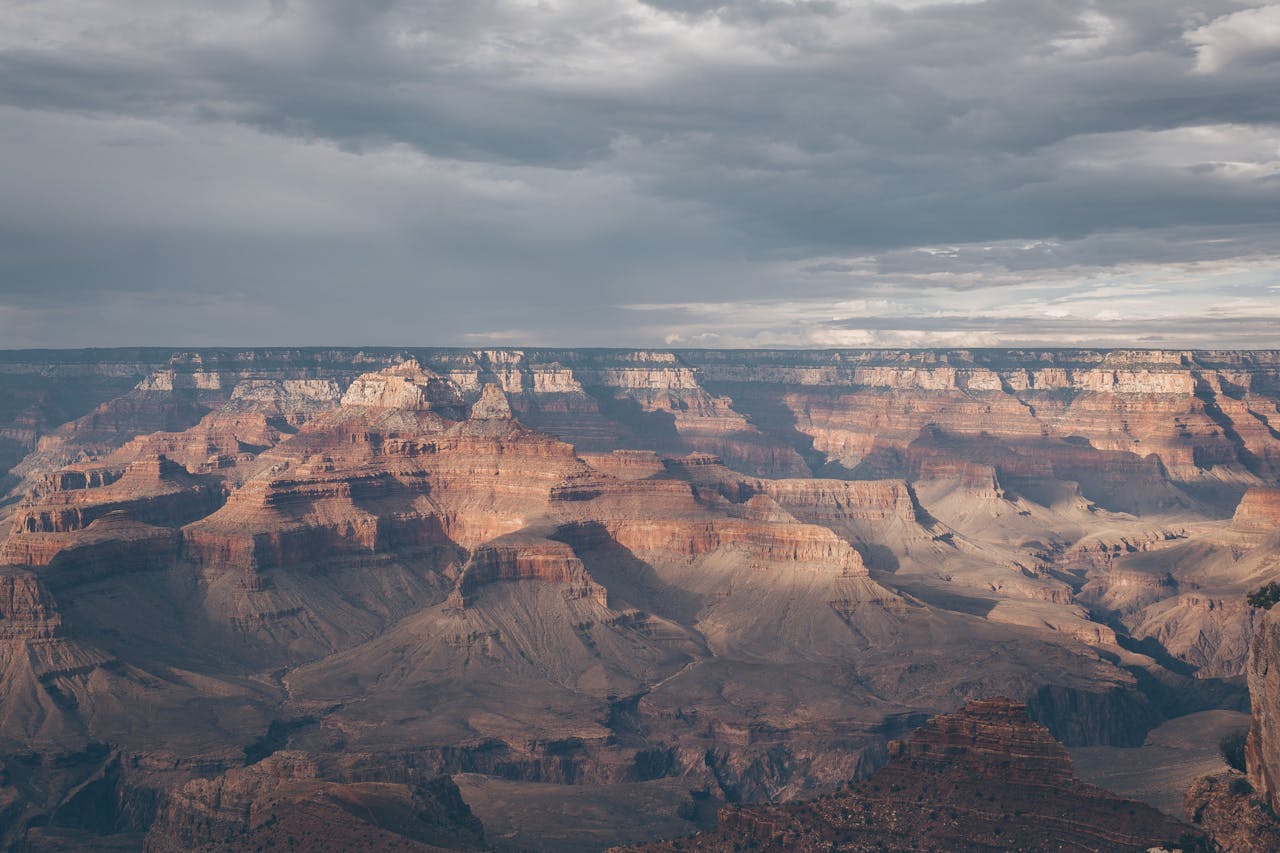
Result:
[2, 0, 1278, 348]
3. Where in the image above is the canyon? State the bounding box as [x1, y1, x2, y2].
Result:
[0, 347, 1277, 851]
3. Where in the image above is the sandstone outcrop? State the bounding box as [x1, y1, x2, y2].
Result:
[1235, 487, 1280, 531]
[2, 457, 220, 570]
[579, 449, 667, 480]
[10, 456, 217, 535]
[339, 359, 465, 414]
[225, 378, 343, 422]
[451, 535, 606, 607]
[468, 382, 512, 420]
[692, 348, 1280, 488]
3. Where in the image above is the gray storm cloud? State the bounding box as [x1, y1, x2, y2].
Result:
[0, 0, 1277, 347]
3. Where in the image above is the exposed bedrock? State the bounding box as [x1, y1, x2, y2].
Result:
[0, 567, 62, 639]
[1026, 684, 1164, 747]
[8, 457, 221, 538]
[144, 751, 486, 852]
[621, 698, 1203, 852]
[1128, 594, 1257, 678]
[16, 517, 180, 591]
[452, 537, 606, 606]
[1247, 603, 1280, 813]
[1185, 773, 1280, 853]
[749, 478, 922, 524]
[1235, 487, 1280, 531]
[1183, 594, 1280, 850]
[605, 515, 870, 573]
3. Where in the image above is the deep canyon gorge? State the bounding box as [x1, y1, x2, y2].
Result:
[1, 347, 1278, 851]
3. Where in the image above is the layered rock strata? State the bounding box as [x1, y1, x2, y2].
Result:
[0, 348, 1277, 850]
[1235, 487, 1280, 531]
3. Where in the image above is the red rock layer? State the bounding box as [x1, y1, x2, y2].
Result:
[10, 457, 215, 536]
[755, 478, 921, 524]
[180, 378, 590, 613]
[2, 457, 220, 567]
[9, 516, 179, 590]
[604, 516, 868, 575]
[108, 411, 287, 476]
[1234, 487, 1280, 530]
[578, 450, 667, 480]
[693, 349, 1280, 485]
[452, 537, 606, 606]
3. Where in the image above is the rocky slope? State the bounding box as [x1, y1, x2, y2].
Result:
[1185, 772, 1280, 853]
[620, 698, 1203, 852]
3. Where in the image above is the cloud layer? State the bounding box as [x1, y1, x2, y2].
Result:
[1, 0, 1278, 347]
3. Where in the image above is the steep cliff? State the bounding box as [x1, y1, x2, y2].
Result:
[1236, 487, 1280, 531]
[1183, 596, 1280, 850]
[1247, 603, 1280, 811]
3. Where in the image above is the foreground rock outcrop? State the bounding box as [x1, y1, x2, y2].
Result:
[1182, 594, 1280, 851]
[1185, 773, 1280, 853]
[621, 699, 1203, 852]
[1246, 602, 1280, 812]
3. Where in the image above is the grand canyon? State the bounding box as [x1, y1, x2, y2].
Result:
[1, 347, 1279, 851]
